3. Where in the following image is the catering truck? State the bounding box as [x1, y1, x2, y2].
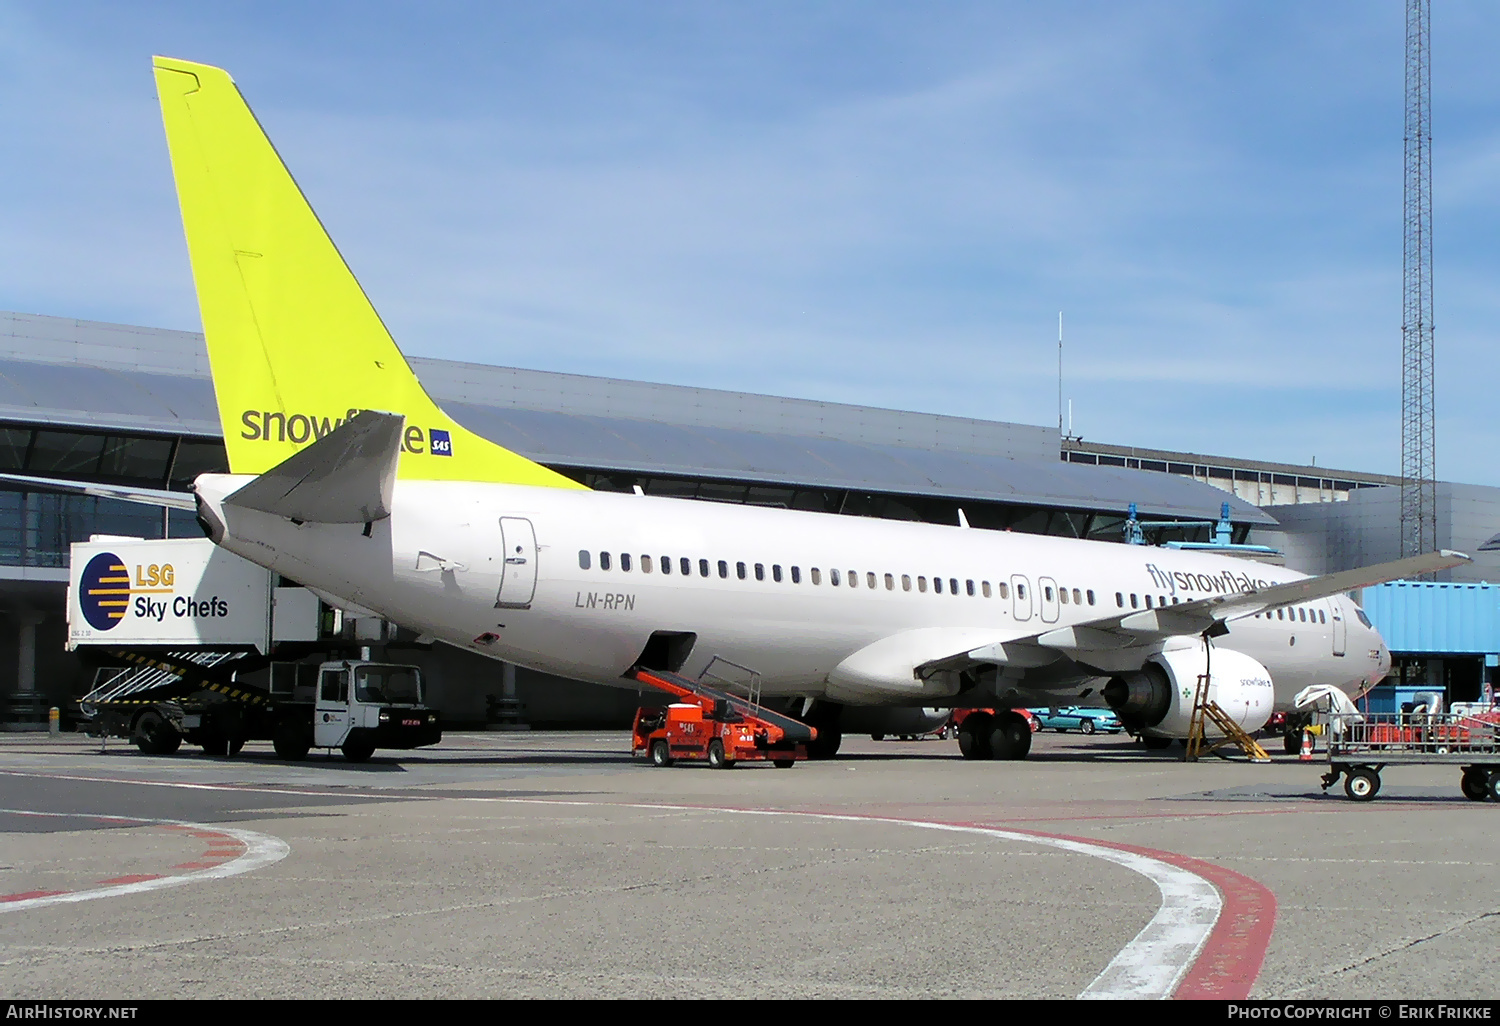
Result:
[68, 536, 440, 761]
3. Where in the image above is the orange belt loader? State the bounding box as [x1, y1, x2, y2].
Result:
[631, 668, 816, 769]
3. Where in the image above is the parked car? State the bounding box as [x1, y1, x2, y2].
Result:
[1026, 706, 1123, 735]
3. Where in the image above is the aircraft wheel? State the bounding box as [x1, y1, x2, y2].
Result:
[957, 715, 992, 760]
[1460, 769, 1488, 801]
[988, 715, 1032, 761]
[1141, 736, 1173, 750]
[650, 740, 673, 767]
[341, 740, 375, 763]
[1489, 771, 1500, 803]
[707, 739, 733, 769]
[871, 734, 885, 741]
[772, 759, 796, 768]
[1080, 719, 1096, 735]
[1344, 767, 1380, 802]
[806, 729, 842, 760]
[1284, 732, 1301, 755]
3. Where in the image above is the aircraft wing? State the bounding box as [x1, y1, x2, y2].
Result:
[0, 472, 197, 510]
[919, 549, 1472, 675]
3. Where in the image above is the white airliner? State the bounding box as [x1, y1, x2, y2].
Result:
[18, 58, 1470, 759]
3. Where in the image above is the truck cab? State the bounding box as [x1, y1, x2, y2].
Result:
[301, 660, 442, 762]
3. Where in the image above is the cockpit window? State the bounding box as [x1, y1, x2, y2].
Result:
[1355, 609, 1373, 629]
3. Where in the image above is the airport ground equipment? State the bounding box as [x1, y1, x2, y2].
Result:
[631, 665, 814, 768]
[1319, 711, 1500, 801]
[68, 537, 441, 761]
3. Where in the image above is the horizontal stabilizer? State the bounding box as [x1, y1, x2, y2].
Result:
[226, 410, 401, 524]
[0, 473, 197, 511]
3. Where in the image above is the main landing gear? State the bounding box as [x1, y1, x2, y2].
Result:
[957, 711, 1033, 761]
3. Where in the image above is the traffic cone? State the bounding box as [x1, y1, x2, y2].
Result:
[1299, 729, 1314, 761]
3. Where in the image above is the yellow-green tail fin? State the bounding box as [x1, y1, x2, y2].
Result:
[152, 56, 585, 489]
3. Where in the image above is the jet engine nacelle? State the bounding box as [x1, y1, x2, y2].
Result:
[1104, 646, 1275, 737]
[839, 706, 950, 737]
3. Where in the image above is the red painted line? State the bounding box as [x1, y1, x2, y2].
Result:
[97, 874, 164, 886]
[913, 816, 1276, 1000]
[1, 889, 68, 903]
[629, 800, 1278, 1000]
[171, 860, 226, 870]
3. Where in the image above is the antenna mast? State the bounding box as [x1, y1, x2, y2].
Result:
[1400, 0, 1436, 558]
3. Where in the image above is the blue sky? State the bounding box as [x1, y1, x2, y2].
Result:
[2, 2, 1498, 483]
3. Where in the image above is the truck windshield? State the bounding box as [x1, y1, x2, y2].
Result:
[354, 665, 422, 705]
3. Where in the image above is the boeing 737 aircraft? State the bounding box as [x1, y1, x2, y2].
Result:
[20, 58, 1471, 759]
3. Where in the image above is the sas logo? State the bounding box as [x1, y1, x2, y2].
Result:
[239, 410, 453, 457]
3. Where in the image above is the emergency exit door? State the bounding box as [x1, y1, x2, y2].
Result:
[496, 517, 538, 609]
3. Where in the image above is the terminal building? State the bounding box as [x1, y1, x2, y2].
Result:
[3, 309, 1498, 726]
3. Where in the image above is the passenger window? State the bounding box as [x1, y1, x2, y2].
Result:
[848, 570, 857, 588]
[1059, 588, 1068, 604]
[621, 553, 632, 572]
[811, 568, 822, 585]
[1045, 585, 1054, 602]
[737, 562, 747, 580]
[1276, 608, 1284, 620]
[773, 565, 783, 583]
[578, 550, 591, 570]
[999, 582, 1009, 599]
[1130, 594, 1138, 609]
[1115, 592, 1123, 608]
[933, 577, 943, 594]
[718, 560, 729, 579]
[1073, 589, 1082, 605]
[966, 580, 975, 597]
[867, 572, 877, 589]
[902, 575, 912, 592]
[918, 576, 928, 593]
[982, 581, 991, 598]
[1086, 590, 1095, 605]
[641, 555, 653, 574]
[792, 566, 801, 584]
[949, 578, 959, 596]
[754, 563, 764, 581]
[885, 573, 895, 591]
[1299, 608, 1307, 622]
[600, 552, 612, 571]
[830, 569, 841, 586]
[699, 559, 709, 577]
[1144, 595, 1152, 608]
[660, 556, 670, 575]
[681, 557, 691, 576]
[1319, 609, 1326, 624]
[1018, 584, 1027, 600]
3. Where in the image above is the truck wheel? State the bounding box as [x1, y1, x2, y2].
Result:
[273, 723, 311, 761]
[133, 711, 181, 756]
[200, 734, 228, 757]
[1460, 769, 1488, 802]
[1489, 771, 1500, 803]
[650, 740, 673, 767]
[1344, 768, 1380, 802]
[707, 739, 733, 769]
[772, 759, 795, 768]
[227, 738, 245, 757]
[341, 740, 375, 763]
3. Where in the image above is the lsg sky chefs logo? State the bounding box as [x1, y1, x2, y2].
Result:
[77, 551, 228, 631]
[239, 409, 453, 457]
